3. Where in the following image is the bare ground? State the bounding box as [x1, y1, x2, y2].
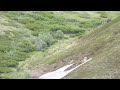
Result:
[31, 52, 94, 79]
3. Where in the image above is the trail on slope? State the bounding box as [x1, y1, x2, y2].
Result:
[39, 57, 92, 79]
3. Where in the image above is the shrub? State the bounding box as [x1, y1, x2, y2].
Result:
[34, 39, 47, 51]
[0, 67, 12, 73]
[99, 12, 108, 18]
[6, 51, 29, 61]
[106, 18, 112, 23]
[0, 52, 5, 60]
[7, 60, 18, 67]
[52, 30, 64, 39]
[60, 24, 81, 34]
[66, 19, 78, 23]
[18, 40, 36, 53]
[34, 32, 58, 51]
[94, 22, 102, 26]
[50, 24, 64, 32]
[31, 31, 40, 36]
[0, 58, 18, 67]
[25, 22, 41, 31]
[0, 45, 11, 53]
[38, 33, 56, 47]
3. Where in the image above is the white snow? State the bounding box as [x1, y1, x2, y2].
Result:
[39, 57, 92, 79]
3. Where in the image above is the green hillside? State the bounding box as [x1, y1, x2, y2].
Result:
[64, 16, 120, 79]
[0, 11, 120, 79]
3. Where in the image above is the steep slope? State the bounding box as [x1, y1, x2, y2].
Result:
[31, 15, 120, 79]
[63, 16, 120, 79]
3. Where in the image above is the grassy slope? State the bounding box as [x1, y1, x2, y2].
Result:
[63, 16, 120, 79]
[0, 11, 120, 78]
[22, 12, 120, 79]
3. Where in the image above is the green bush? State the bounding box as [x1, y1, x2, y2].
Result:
[34, 32, 58, 51]
[31, 31, 39, 36]
[93, 21, 102, 26]
[98, 12, 108, 18]
[0, 52, 5, 60]
[0, 45, 11, 53]
[34, 39, 47, 51]
[52, 30, 64, 39]
[0, 57, 18, 67]
[0, 67, 12, 73]
[50, 24, 65, 32]
[7, 60, 18, 67]
[6, 51, 29, 61]
[25, 22, 41, 31]
[35, 11, 54, 19]
[106, 18, 112, 23]
[38, 33, 56, 47]
[18, 40, 36, 53]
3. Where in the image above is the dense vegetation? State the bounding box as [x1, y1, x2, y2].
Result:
[0, 11, 119, 78]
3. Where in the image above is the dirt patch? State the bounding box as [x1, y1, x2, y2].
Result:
[31, 52, 95, 78]
[31, 61, 68, 78]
